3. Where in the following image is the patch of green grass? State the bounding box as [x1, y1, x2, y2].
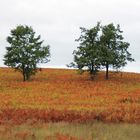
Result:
[0, 121, 140, 140]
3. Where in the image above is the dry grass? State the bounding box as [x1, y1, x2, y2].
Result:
[0, 121, 140, 140]
[0, 68, 140, 123]
[0, 67, 140, 139]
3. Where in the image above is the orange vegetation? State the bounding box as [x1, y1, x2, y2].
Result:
[0, 67, 140, 123]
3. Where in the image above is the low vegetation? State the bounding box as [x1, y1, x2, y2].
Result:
[0, 68, 140, 139]
[0, 121, 140, 140]
[0, 68, 140, 124]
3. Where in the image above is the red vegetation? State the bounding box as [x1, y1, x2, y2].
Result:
[0, 68, 140, 123]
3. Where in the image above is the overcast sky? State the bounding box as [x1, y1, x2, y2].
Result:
[0, 0, 140, 72]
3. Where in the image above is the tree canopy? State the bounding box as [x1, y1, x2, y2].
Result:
[69, 22, 101, 79]
[4, 25, 50, 81]
[100, 23, 135, 79]
[70, 22, 134, 79]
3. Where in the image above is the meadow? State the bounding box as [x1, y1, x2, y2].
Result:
[0, 68, 140, 139]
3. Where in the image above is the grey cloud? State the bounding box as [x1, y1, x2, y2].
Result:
[0, 0, 140, 72]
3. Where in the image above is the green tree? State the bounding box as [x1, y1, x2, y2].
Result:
[69, 22, 101, 79]
[100, 23, 134, 79]
[4, 25, 50, 81]
[70, 22, 134, 80]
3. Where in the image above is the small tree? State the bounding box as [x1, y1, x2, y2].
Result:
[69, 22, 101, 79]
[4, 25, 50, 81]
[100, 23, 134, 79]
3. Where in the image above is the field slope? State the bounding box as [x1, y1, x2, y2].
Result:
[0, 68, 140, 123]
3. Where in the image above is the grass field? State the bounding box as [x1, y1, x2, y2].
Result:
[0, 68, 140, 139]
[0, 121, 140, 140]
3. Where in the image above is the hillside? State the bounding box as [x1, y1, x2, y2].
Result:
[0, 68, 140, 123]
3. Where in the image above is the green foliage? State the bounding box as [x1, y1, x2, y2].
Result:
[70, 22, 134, 79]
[100, 23, 134, 79]
[69, 22, 101, 79]
[4, 25, 50, 81]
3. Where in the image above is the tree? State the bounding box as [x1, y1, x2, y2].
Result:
[69, 22, 101, 79]
[70, 22, 134, 80]
[100, 23, 134, 79]
[4, 25, 50, 81]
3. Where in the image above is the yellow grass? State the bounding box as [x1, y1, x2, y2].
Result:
[0, 68, 140, 123]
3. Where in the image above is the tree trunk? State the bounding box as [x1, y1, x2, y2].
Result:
[26, 73, 30, 81]
[22, 65, 26, 81]
[23, 72, 26, 81]
[90, 62, 95, 80]
[105, 62, 109, 80]
[26, 67, 30, 81]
